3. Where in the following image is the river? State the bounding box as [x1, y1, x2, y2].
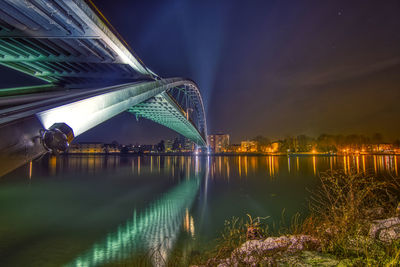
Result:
[0, 154, 398, 266]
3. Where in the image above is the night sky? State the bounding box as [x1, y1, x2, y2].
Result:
[1, 0, 399, 144]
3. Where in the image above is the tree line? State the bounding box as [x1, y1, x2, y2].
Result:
[251, 133, 400, 153]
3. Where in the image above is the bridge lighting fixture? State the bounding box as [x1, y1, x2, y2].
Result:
[41, 123, 74, 154]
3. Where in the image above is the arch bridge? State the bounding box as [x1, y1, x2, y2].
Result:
[0, 0, 207, 176]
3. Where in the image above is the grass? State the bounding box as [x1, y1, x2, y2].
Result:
[301, 170, 400, 265]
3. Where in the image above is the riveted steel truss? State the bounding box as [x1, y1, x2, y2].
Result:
[0, 0, 154, 86]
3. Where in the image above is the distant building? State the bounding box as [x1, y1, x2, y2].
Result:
[104, 143, 120, 153]
[164, 136, 195, 152]
[165, 139, 174, 152]
[130, 144, 155, 153]
[372, 144, 394, 153]
[68, 142, 104, 153]
[269, 141, 281, 153]
[182, 138, 195, 152]
[208, 134, 230, 153]
[141, 145, 155, 153]
[240, 140, 257, 152]
[227, 144, 241, 152]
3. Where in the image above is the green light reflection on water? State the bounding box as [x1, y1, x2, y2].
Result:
[68, 177, 201, 267]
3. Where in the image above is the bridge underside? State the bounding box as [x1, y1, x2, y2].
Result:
[129, 92, 205, 145]
[0, 0, 208, 176]
[0, 79, 206, 177]
[0, 0, 153, 87]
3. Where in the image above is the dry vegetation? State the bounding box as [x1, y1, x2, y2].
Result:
[187, 171, 400, 266]
[300, 170, 400, 265]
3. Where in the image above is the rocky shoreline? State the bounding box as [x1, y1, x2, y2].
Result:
[192, 213, 400, 266]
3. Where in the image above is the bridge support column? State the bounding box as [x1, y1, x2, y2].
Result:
[0, 116, 47, 177]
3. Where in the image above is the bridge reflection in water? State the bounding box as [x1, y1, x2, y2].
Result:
[66, 157, 206, 267]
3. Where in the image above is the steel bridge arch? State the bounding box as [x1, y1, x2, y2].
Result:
[130, 79, 208, 146]
[163, 79, 208, 143]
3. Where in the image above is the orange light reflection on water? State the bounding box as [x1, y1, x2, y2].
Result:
[362, 155, 366, 173]
[238, 156, 241, 177]
[312, 156, 316, 176]
[50, 156, 57, 176]
[244, 156, 248, 177]
[138, 157, 141, 176]
[28, 161, 32, 179]
[356, 155, 360, 173]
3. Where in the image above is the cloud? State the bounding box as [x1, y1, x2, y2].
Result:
[274, 57, 400, 89]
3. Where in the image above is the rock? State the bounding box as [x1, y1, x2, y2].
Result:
[378, 224, 400, 243]
[216, 235, 320, 266]
[369, 216, 400, 243]
[286, 235, 321, 252]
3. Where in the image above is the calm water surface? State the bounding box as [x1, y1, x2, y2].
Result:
[0, 154, 398, 266]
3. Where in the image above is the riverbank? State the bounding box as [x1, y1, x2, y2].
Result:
[187, 171, 400, 266]
[65, 151, 400, 156]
